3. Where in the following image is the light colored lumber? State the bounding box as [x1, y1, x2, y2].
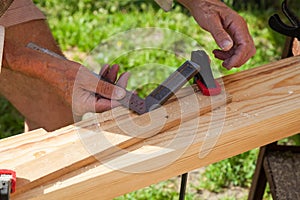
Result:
[0, 81, 230, 196]
[3, 56, 300, 199]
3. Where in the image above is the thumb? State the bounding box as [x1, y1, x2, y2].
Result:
[209, 18, 233, 51]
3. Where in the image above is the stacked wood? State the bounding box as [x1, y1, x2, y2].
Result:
[1, 56, 300, 200]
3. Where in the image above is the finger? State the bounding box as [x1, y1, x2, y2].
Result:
[212, 49, 233, 61]
[78, 67, 126, 100]
[222, 41, 254, 69]
[222, 14, 256, 68]
[106, 64, 119, 83]
[116, 72, 130, 88]
[94, 98, 120, 113]
[209, 16, 233, 51]
[99, 64, 110, 76]
[223, 47, 249, 69]
[96, 79, 126, 99]
[214, 47, 246, 70]
[225, 42, 255, 69]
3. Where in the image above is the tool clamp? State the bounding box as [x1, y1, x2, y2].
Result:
[114, 50, 221, 114]
[0, 170, 16, 200]
[269, 0, 300, 40]
[192, 51, 221, 96]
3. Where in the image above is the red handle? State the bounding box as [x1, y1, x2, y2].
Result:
[0, 169, 16, 193]
[196, 79, 221, 96]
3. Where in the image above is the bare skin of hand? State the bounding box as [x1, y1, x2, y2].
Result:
[1, 20, 128, 131]
[4, 40, 129, 119]
[178, 0, 256, 69]
[72, 63, 129, 117]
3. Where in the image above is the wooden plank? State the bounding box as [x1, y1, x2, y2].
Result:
[11, 57, 300, 199]
[10, 56, 300, 200]
[0, 82, 230, 195]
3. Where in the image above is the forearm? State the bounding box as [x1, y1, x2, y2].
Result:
[4, 37, 77, 106]
[177, 0, 236, 29]
[177, 0, 225, 11]
[0, 3, 129, 131]
[176, 0, 255, 69]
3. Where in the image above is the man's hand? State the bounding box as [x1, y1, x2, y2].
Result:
[1, 19, 130, 131]
[72, 64, 129, 118]
[5, 45, 130, 118]
[178, 0, 256, 69]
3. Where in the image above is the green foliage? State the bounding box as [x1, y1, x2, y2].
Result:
[0, 1, 295, 199]
[197, 149, 258, 193]
[33, 0, 286, 78]
[0, 96, 24, 139]
[84, 45, 191, 96]
[31, 0, 288, 115]
[34, 0, 171, 51]
[114, 180, 194, 200]
[263, 184, 272, 200]
[290, 134, 300, 145]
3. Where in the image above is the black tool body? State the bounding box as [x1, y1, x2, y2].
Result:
[102, 60, 201, 115]
[192, 50, 216, 89]
[145, 60, 201, 112]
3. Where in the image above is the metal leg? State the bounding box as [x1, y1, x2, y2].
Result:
[179, 173, 188, 200]
[248, 147, 267, 200]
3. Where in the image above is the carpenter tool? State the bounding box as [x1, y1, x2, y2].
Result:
[26, 42, 221, 114]
[192, 50, 221, 96]
[103, 50, 221, 114]
[0, 169, 16, 200]
[96, 58, 202, 114]
[269, 0, 300, 40]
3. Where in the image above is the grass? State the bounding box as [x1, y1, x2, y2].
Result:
[197, 149, 258, 193]
[0, 96, 24, 139]
[114, 180, 195, 200]
[1, 0, 297, 199]
[37, 0, 287, 96]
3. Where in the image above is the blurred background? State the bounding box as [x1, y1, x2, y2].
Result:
[1, 0, 300, 199]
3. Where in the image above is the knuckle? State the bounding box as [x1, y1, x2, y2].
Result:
[98, 81, 113, 97]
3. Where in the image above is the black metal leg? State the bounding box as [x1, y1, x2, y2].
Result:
[248, 147, 267, 200]
[179, 173, 188, 200]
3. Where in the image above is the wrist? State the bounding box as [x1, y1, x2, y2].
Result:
[177, 0, 225, 12]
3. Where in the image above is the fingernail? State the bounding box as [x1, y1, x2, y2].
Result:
[221, 40, 233, 50]
[113, 88, 126, 99]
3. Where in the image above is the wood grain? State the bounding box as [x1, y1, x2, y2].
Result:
[0, 81, 230, 196]
[4, 56, 300, 200]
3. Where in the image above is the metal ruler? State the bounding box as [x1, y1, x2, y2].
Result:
[26, 42, 67, 60]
